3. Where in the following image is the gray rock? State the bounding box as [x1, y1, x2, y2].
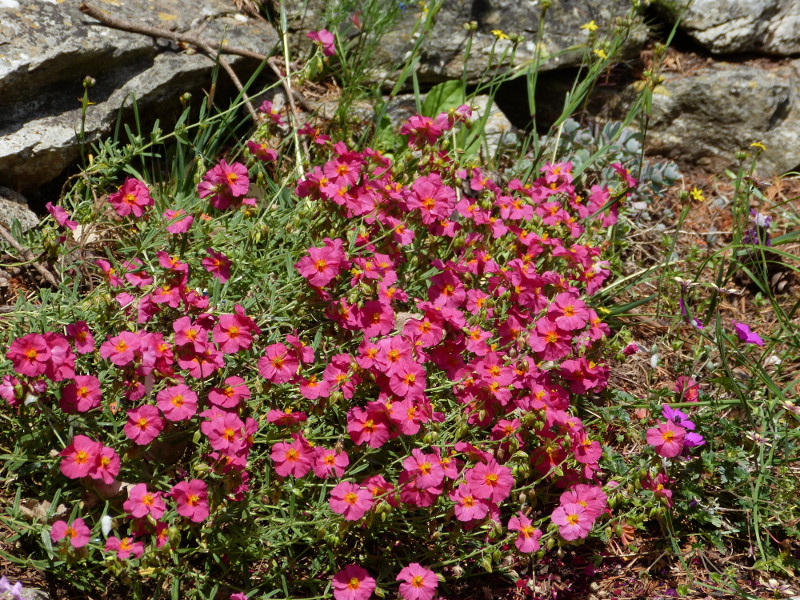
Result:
[0, 0, 279, 194]
[603, 62, 800, 176]
[0, 186, 38, 231]
[275, 0, 647, 85]
[655, 0, 800, 55]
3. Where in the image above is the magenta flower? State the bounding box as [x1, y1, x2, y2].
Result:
[646, 420, 686, 458]
[306, 28, 336, 56]
[105, 536, 145, 560]
[65, 321, 95, 354]
[50, 518, 91, 548]
[271, 437, 313, 478]
[465, 458, 514, 504]
[156, 384, 198, 422]
[402, 449, 444, 490]
[6, 333, 51, 377]
[733, 321, 764, 346]
[202, 248, 231, 282]
[163, 208, 194, 234]
[312, 446, 349, 479]
[88, 445, 120, 484]
[332, 564, 376, 600]
[59, 375, 102, 413]
[107, 177, 154, 218]
[396, 563, 438, 600]
[551, 502, 593, 541]
[123, 405, 164, 445]
[329, 481, 373, 521]
[99, 331, 141, 367]
[59, 435, 101, 479]
[171, 479, 209, 522]
[258, 343, 299, 384]
[123, 483, 166, 519]
[208, 376, 250, 408]
[45, 202, 77, 230]
[508, 512, 542, 553]
[449, 483, 489, 522]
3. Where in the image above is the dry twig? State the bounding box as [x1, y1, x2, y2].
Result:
[0, 222, 58, 287]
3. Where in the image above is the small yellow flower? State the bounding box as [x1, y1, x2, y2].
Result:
[689, 187, 705, 202]
[750, 141, 766, 152]
[593, 48, 608, 60]
[491, 29, 509, 40]
[580, 20, 598, 32]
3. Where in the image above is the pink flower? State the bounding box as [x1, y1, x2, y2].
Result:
[208, 376, 250, 408]
[449, 483, 489, 522]
[258, 343, 299, 384]
[163, 208, 194, 234]
[400, 115, 443, 147]
[508, 512, 542, 553]
[402, 449, 444, 490]
[306, 28, 336, 56]
[329, 481, 373, 521]
[107, 177, 154, 218]
[271, 436, 313, 478]
[59, 435, 101, 479]
[99, 331, 141, 367]
[60, 375, 102, 413]
[198, 160, 250, 209]
[396, 563, 438, 600]
[733, 321, 764, 346]
[347, 406, 391, 448]
[123, 405, 164, 445]
[123, 483, 166, 519]
[171, 479, 209, 522]
[465, 458, 514, 504]
[388, 361, 426, 398]
[646, 421, 686, 458]
[89, 445, 120, 484]
[105, 536, 145, 559]
[202, 412, 245, 453]
[258, 100, 285, 126]
[50, 518, 91, 548]
[6, 333, 51, 377]
[45, 202, 77, 230]
[332, 564, 376, 600]
[547, 293, 589, 331]
[156, 384, 198, 422]
[528, 318, 572, 361]
[65, 321, 95, 354]
[247, 140, 278, 162]
[313, 447, 349, 479]
[213, 306, 258, 354]
[295, 244, 346, 288]
[551, 502, 593, 541]
[202, 248, 231, 282]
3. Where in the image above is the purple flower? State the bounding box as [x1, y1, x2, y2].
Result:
[733, 321, 763, 346]
[684, 431, 705, 448]
[662, 405, 695, 430]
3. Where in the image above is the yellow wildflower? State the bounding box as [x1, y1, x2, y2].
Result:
[593, 48, 608, 59]
[491, 29, 509, 40]
[689, 187, 705, 202]
[580, 20, 598, 32]
[750, 141, 766, 152]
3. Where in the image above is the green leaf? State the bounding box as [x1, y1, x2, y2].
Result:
[422, 80, 466, 117]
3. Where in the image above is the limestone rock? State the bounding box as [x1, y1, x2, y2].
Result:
[654, 0, 800, 55]
[604, 61, 800, 176]
[0, 0, 278, 194]
[274, 0, 647, 85]
[0, 186, 38, 231]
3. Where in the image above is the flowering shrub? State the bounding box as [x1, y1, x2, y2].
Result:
[0, 102, 709, 598]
